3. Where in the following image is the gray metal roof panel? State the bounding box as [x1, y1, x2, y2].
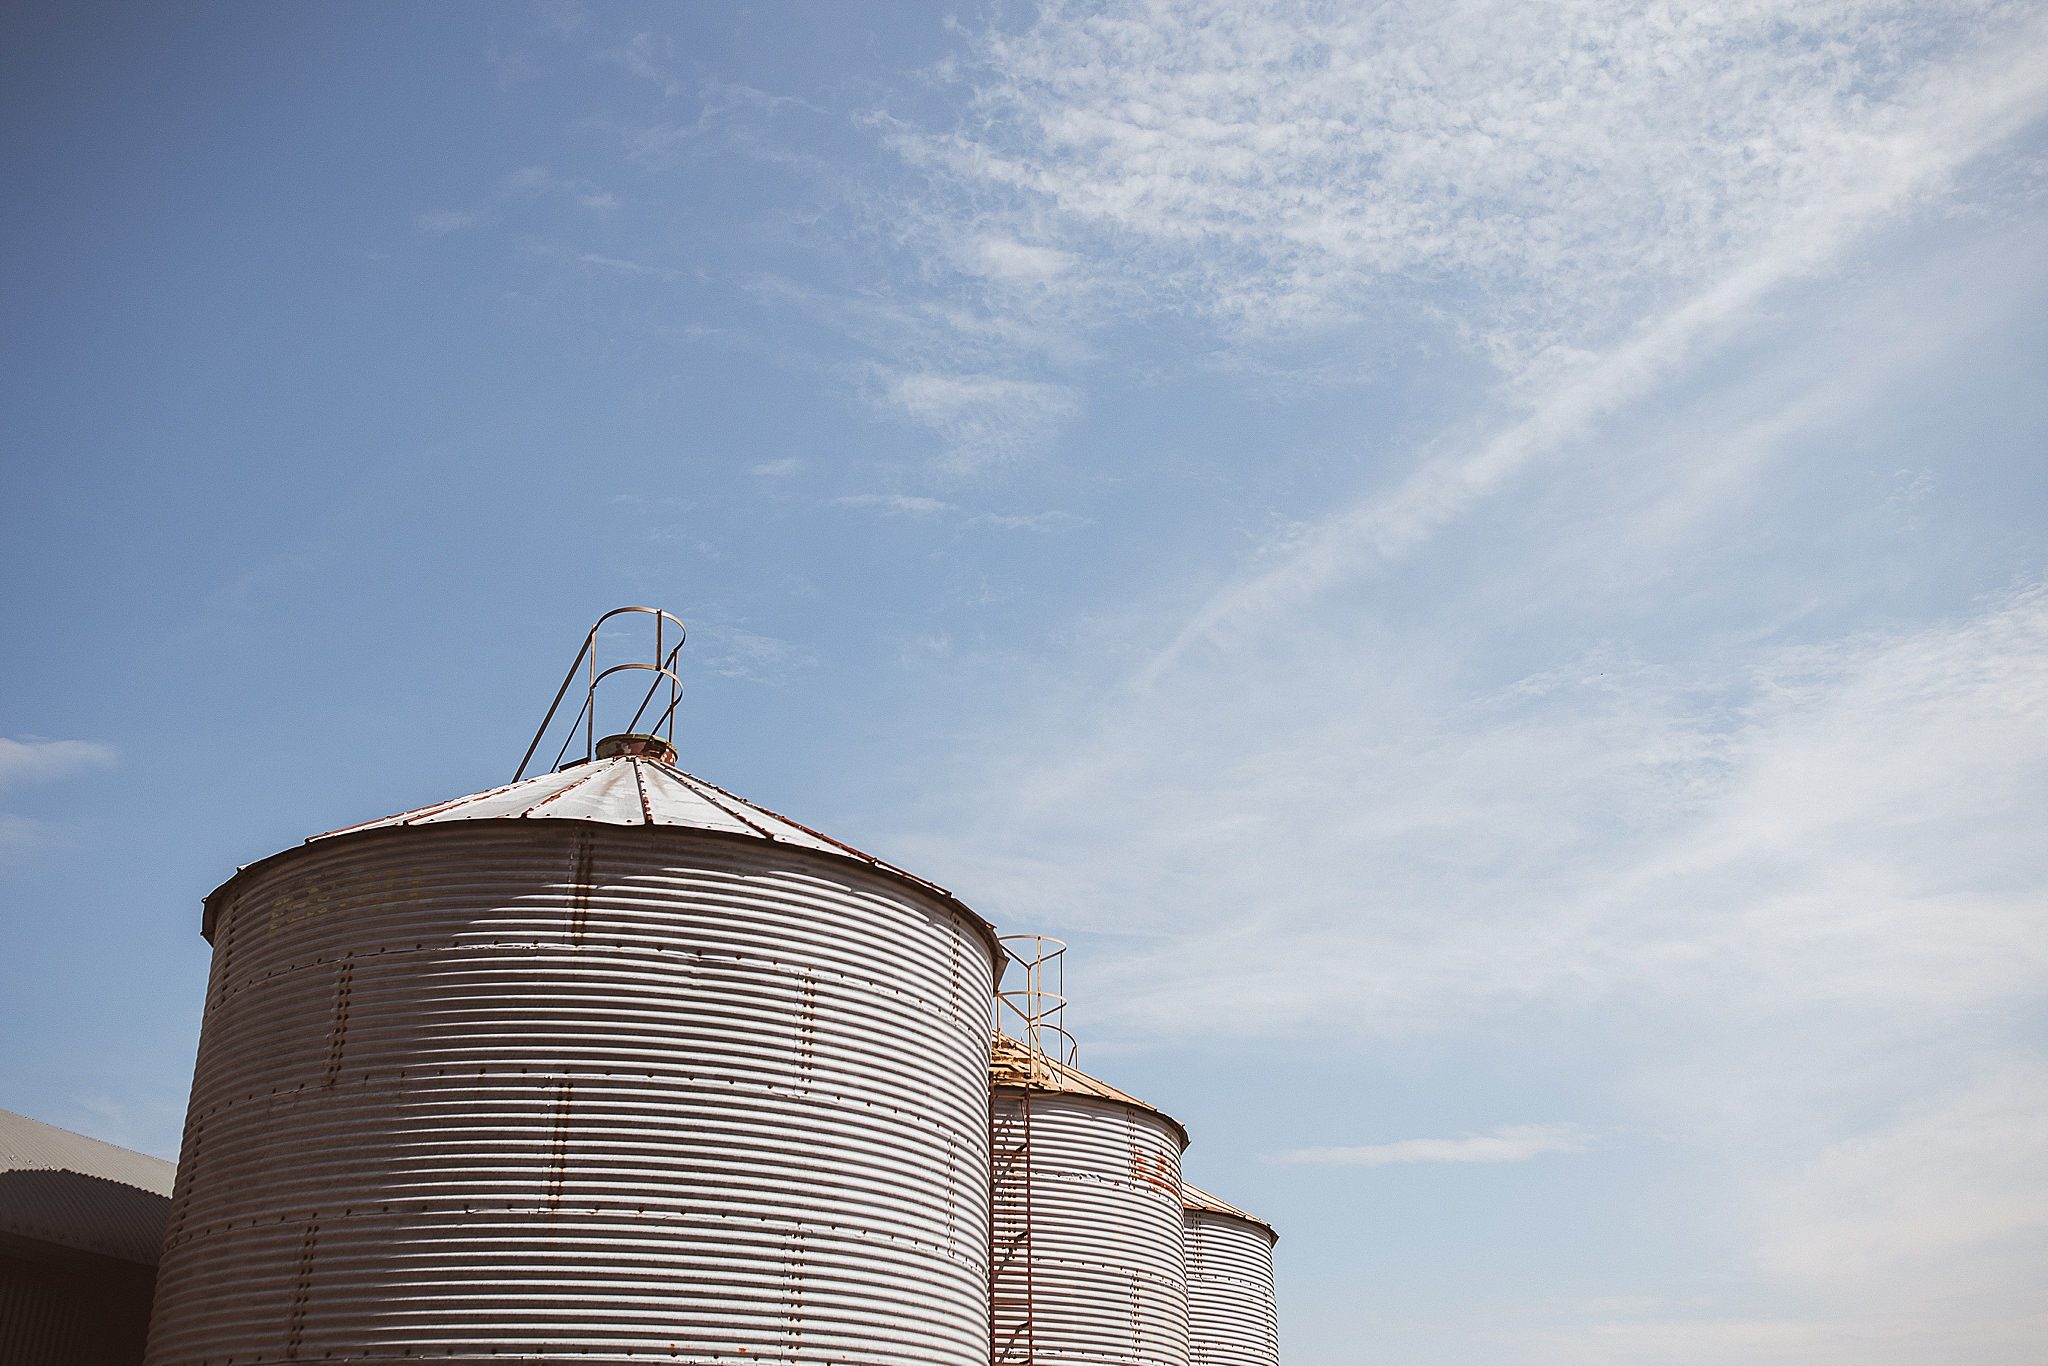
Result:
[204, 755, 1001, 961]
[303, 755, 963, 901]
[491, 761, 628, 821]
[646, 767, 787, 838]
[319, 757, 888, 851]
[0, 1110, 175, 1264]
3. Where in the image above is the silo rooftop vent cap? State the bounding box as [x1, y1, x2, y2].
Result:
[595, 732, 677, 764]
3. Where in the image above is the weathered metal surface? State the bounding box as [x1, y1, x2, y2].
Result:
[147, 817, 998, 1366]
[204, 755, 990, 953]
[1182, 1185, 1280, 1366]
[1, 1252, 159, 1366]
[594, 732, 675, 763]
[990, 1044, 1189, 1366]
[1179, 1182, 1276, 1240]
[0, 1110, 175, 1266]
[988, 1035, 1190, 1149]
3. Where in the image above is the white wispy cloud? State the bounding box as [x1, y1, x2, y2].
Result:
[415, 165, 619, 236]
[415, 208, 480, 236]
[63, 1092, 188, 1163]
[973, 510, 1086, 532]
[0, 738, 116, 862]
[1274, 1124, 1591, 1168]
[868, 369, 1081, 476]
[720, 268, 1095, 472]
[835, 492, 1087, 532]
[1123, 17, 2048, 678]
[595, 31, 685, 98]
[835, 492, 957, 516]
[484, 41, 537, 92]
[572, 251, 686, 281]
[0, 813, 47, 858]
[928, 570, 2048, 1037]
[0, 737, 116, 788]
[1504, 1067, 2048, 1363]
[688, 623, 817, 687]
[613, 79, 832, 170]
[954, 234, 1076, 286]
[865, 0, 2048, 520]
[894, 0, 2046, 353]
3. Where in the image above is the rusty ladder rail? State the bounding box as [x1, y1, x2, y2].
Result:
[993, 934, 1075, 1365]
[515, 606, 687, 779]
[990, 1074, 1038, 1366]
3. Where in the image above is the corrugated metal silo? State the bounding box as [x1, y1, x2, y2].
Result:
[989, 1034, 1190, 1366]
[144, 728, 1002, 1366]
[1181, 1183, 1280, 1366]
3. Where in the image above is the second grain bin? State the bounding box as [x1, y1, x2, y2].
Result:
[145, 664, 1003, 1365]
[989, 1033, 1191, 1366]
[1181, 1184, 1280, 1366]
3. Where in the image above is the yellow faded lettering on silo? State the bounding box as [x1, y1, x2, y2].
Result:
[267, 866, 422, 936]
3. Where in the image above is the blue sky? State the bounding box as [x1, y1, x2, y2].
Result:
[4, 2, 2047, 1361]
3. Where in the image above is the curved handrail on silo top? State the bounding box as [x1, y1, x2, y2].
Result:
[515, 606, 687, 779]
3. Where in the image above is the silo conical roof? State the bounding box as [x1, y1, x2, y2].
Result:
[1180, 1180, 1278, 1242]
[315, 753, 928, 878]
[990, 1032, 1190, 1148]
[202, 750, 991, 948]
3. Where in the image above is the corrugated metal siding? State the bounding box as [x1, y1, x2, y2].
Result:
[0, 1252, 157, 1366]
[990, 1088, 1188, 1366]
[0, 1112, 176, 1197]
[145, 823, 996, 1366]
[1184, 1210, 1279, 1366]
[0, 1111, 174, 1265]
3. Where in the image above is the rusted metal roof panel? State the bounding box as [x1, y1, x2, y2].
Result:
[147, 823, 999, 1366]
[1180, 1181, 1278, 1241]
[1184, 1203, 1281, 1366]
[990, 1033, 1190, 1148]
[0, 1110, 175, 1265]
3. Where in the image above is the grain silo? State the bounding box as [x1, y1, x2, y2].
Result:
[144, 609, 1003, 1366]
[1181, 1183, 1280, 1366]
[989, 939, 1190, 1366]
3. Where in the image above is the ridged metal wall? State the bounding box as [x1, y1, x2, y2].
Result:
[989, 1089, 1189, 1366]
[144, 822, 998, 1366]
[1183, 1209, 1279, 1366]
[1, 1254, 157, 1366]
